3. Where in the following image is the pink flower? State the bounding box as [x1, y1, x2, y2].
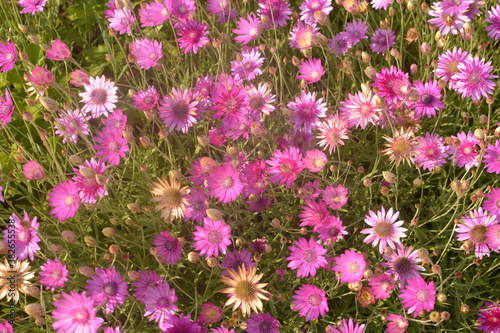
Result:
[108, 9, 135, 35]
[289, 91, 328, 132]
[414, 133, 449, 172]
[344, 19, 368, 45]
[382, 245, 423, 287]
[385, 313, 409, 333]
[93, 129, 129, 166]
[483, 140, 500, 174]
[303, 149, 327, 172]
[486, 4, 500, 40]
[184, 188, 208, 222]
[326, 318, 365, 333]
[46, 39, 71, 61]
[51, 291, 104, 332]
[477, 302, 500, 333]
[486, 224, 500, 253]
[245, 313, 280, 333]
[370, 28, 396, 53]
[371, 0, 392, 9]
[130, 38, 163, 70]
[361, 206, 407, 253]
[230, 47, 264, 81]
[483, 188, 500, 218]
[408, 80, 444, 118]
[48, 180, 80, 221]
[207, 163, 243, 204]
[143, 282, 179, 324]
[132, 270, 164, 302]
[316, 216, 348, 244]
[29, 66, 54, 86]
[18, 0, 47, 14]
[266, 146, 305, 188]
[198, 302, 223, 325]
[69, 69, 90, 87]
[368, 273, 395, 300]
[86, 267, 129, 314]
[176, 20, 210, 54]
[159, 88, 198, 133]
[332, 250, 366, 284]
[79, 75, 118, 118]
[299, 200, 330, 228]
[399, 276, 436, 318]
[192, 218, 232, 258]
[286, 238, 327, 277]
[207, 0, 238, 22]
[316, 114, 350, 154]
[0, 42, 17, 72]
[257, 0, 292, 28]
[23, 160, 45, 180]
[292, 284, 328, 321]
[73, 158, 108, 203]
[299, 0, 333, 25]
[435, 47, 470, 87]
[289, 21, 319, 50]
[340, 91, 381, 129]
[152, 230, 182, 265]
[233, 14, 261, 45]
[456, 208, 498, 258]
[0, 320, 13, 333]
[0, 89, 14, 128]
[373, 66, 411, 103]
[452, 55, 498, 102]
[132, 85, 160, 111]
[4, 212, 40, 261]
[296, 58, 325, 84]
[448, 131, 480, 171]
[138, 1, 170, 27]
[54, 109, 90, 144]
[39, 258, 68, 292]
[322, 184, 348, 210]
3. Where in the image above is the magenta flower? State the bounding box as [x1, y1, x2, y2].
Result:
[361, 206, 407, 253]
[296, 58, 325, 84]
[48, 180, 80, 221]
[143, 282, 179, 324]
[452, 56, 497, 102]
[132, 270, 164, 302]
[184, 188, 208, 222]
[0, 89, 14, 128]
[79, 75, 118, 118]
[368, 273, 395, 300]
[108, 9, 135, 35]
[399, 276, 436, 318]
[408, 80, 444, 118]
[29, 66, 54, 86]
[245, 313, 280, 333]
[176, 20, 210, 54]
[435, 47, 470, 87]
[289, 90, 327, 132]
[18, 0, 47, 14]
[210, 74, 249, 125]
[266, 146, 305, 188]
[130, 37, 163, 70]
[385, 313, 409, 333]
[328, 32, 352, 56]
[153, 230, 182, 265]
[86, 266, 129, 314]
[286, 238, 327, 277]
[428, 3, 468, 36]
[340, 91, 381, 129]
[207, 0, 238, 22]
[198, 302, 223, 325]
[441, 0, 472, 16]
[448, 131, 480, 171]
[189, 156, 217, 186]
[316, 216, 348, 244]
[370, 28, 396, 53]
[0, 42, 17, 72]
[326, 318, 365, 333]
[477, 302, 500, 333]
[23, 160, 45, 180]
[247, 83, 276, 116]
[159, 88, 198, 133]
[103, 109, 127, 133]
[192, 218, 232, 258]
[344, 19, 369, 45]
[169, 0, 196, 23]
[54, 109, 90, 144]
[51, 291, 104, 333]
[456, 208, 498, 259]
[382, 245, 423, 287]
[220, 249, 255, 275]
[39, 258, 68, 292]
[484, 141, 500, 174]
[230, 47, 264, 81]
[93, 129, 129, 166]
[332, 250, 366, 284]
[371, 0, 392, 9]
[373, 66, 411, 103]
[73, 158, 108, 203]
[322, 184, 348, 210]
[414, 133, 449, 172]
[257, 0, 292, 28]
[160, 313, 201, 332]
[316, 114, 350, 154]
[299, 0, 333, 25]
[233, 14, 261, 45]
[138, 1, 170, 27]
[299, 200, 330, 228]
[132, 85, 160, 111]
[0, 320, 13, 332]
[289, 21, 320, 50]
[303, 149, 327, 172]
[486, 4, 500, 40]
[46, 39, 71, 61]
[292, 284, 328, 322]
[483, 188, 500, 218]
[4, 212, 40, 261]
[486, 224, 500, 253]
[207, 163, 244, 204]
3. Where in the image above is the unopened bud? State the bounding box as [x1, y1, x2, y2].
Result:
[206, 208, 223, 221]
[102, 227, 116, 238]
[39, 96, 59, 112]
[78, 266, 94, 277]
[61, 230, 77, 243]
[84, 236, 96, 247]
[187, 251, 199, 263]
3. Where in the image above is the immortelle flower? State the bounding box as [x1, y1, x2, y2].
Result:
[333, 250, 366, 284]
[477, 301, 500, 333]
[339, 91, 381, 129]
[108, 8, 135, 35]
[103, 109, 127, 132]
[73, 158, 108, 203]
[0, 260, 34, 303]
[220, 264, 270, 317]
[328, 32, 352, 56]
[303, 149, 328, 172]
[0, 42, 16, 72]
[230, 47, 264, 81]
[143, 282, 179, 325]
[207, 0, 238, 22]
[220, 249, 255, 276]
[369, 273, 395, 300]
[245, 313, 280, 333]
[159, 88, 198, 133]
[373, 66, 411, 103]
[39, 258, 68, 292]
[289, 21, 320, 50]
[427, 3, 468, 36]
[152, 230, 182, 265]
[382, 128, 419, 167]
[286, 238, 328, 277]
[233, 14, 261, 45]
[23, 160, 45, 180]
[54, 109, 90, 144]
[0, 89, 14, 128]
[0, 321, 13, 333]
[414, 133, 449, 172]
[266, 146, 305, 188]
[326, 318, 365, 333]
[483, 140, 500, 174]
[296, 58, 325, 84]
[48, 180, 80, 221]
[456, 208, 498, 259]
[130, 37, 163, 70]
[79, 75, 118, 118]
[52, 291, 104, 333]
[448, 130, 480, 171]
[361, 206, 407, 253]
[484, 188, 500, 218]
[322, 184, 348, 210]
[207, 163, 244, 204]
[316, 216, 348, 244]
[193, 218, 232, 258]
[408, 80, 445, 118]
[160, 313, 201, 332]
[343, 19, 368, 45]
[370, 28, 396, 53]
[17, 0, 47, 15]
[385, 313, 409, 333]
[257, 0, 292, 28]
[199, 302, 223, 325]
[132, 85, 160, 111]
[4, 212, 40, 261]
[46, 39, 71, 61]
[382, 245, 423, 287]
[486, 4, 500, 40]
[289, 90, 328, 132]
[132, 270, 164, 302]
[86, 266, 129, 314]
[138, 0, 169, 27]
[150, 173, 190, 221]
[291, 284, 328, 322]
[176, 20, 210, 54]
[435, 47, 470, 87]
[399, 276, 436, 318]
[93, 129, 129, 166]
[299, 0, 333, 25]
[316, 114, 350, 154]
[451, 56, 498, 102]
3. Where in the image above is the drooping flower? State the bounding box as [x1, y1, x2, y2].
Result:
[51, 291, 104, 333]
[296, 58, 325, 84]
[456, 208, 498, 259]
[159, 88, 199, 133]
[23, 160, 45, 180]
[291, 284, 328, 322]
[370, 28, 396, 53]
[477, 301, 500, 333]
[0, 42, 17, 72]
[79, 75, 118, 118]
[0, 89, 14, 128]
[451, 56, 497, 102]
[46, 39, 71, 61]
[29, 66, 54, 86]
[193, 218, 232, 258]
[286, 238, 328, 277]
[288, 90, 328, 132]
[48, 180, 80, 221]
[332, 250, 366, 284]
[176, 20, 210, 54]
[361, 206, 407, 253]
[130, 37, 163, 70]
[54, 109, 90, 144]
[316, 114, 350, 154]
[266, 146, 305, 188]
[399, 276, 436, 318]
[385, 313, 409, 333]
[4, 212, 40, 261]
[220, 264, 270, 317]
[245, 313, 280, 333]
[17, 0, 47, 15]
[153, 230, 182, 265]
[86, 267, 129, 314]
[69, 69, 90, 87]
[322, 184, 348, 210]
[93, 129, 129, 166]
[39, 258, 68, 292]
[382, 245, 423, 287]
[150, 173, 190, 221]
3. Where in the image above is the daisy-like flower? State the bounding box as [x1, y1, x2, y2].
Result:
[0, 89, 14, 128]
[150, 173, 190, 221]
[291, 284, 328, 322]
[23, 160, 44, 180]
[266, 146, 305, 188]
[133, 85, 160, 111]
[4, 212, 40, 261]
[289, 90, 328, 132]
[322, 184, 348, 210]
[143, 282, 179, 325]
[370, 28, 396, 53]
[456, 208, 498, 258]
[368, 273, 395, 300]
[138, 1, 170, 27]
[46, 39, 71, 61]
[371, 0, 392, 10]
[483, 140, 500, 174]
[373, 66, 411, 103]
[161, 313, 201, 332]
[199, 302, 223, 325]
[108, 9, 135, 35]
[316, 114, 350, 154]
[231, 47, 264, 81]
[184, 188, 208, 222]
[153, 230, 182, 265]
[103, 109, 127, 133]
[54, 109, 90, 144]
[93, 129, 129, 166]
[0, 321, 13, 333]
[0, 42, 17, 72]
[17, 0, 47, 14]
[86, 266, 129, 314]
[296, 58, 325, 84]
[483, 188, 500, 218]
[441, 0, 473, 16]
[333, 250, 366, 284]
[159, 88, 198, 133]
[427, 3, 469, 36]
[176, 20, 210, 54]
[132, 270, 164, 302]
[220, 249, 255, 275]
[48, 180, 80, 221]
[220, 264, 270, 317]
[289, 21, 320, 50]
[73, 158, 108, 203]
[207, 163, 244, 204]
[382, 245, 423, 287]
[448, 130, 480, 171]
[52, 291, 104, 333]
[245, 313, 280, 333]
[233, 14, 261, 45]
[303, 149, 327, 172]
[435, 47, 470, 87]
[246, 83, 276, 116]
[0, 260, 34, 303]
[328, 32, 352, 56]
[452, 55, 497, 102]
[326, 318, 365, 333]
[257, 0, 292, 28]
[207, 0, 238, 22]
[169, 0, 196, 23]
[486, 224, 500, 253]
[39, 258, 68, 292]
[382, 128, 419, 167]
[299, 0, 333, 25]
[286, 238, 328, 277]
[299, 200, 330, 228]
[130, 38, 163, 70]
[343, 19, 368, 45]
[361, 206, 407, 253]
[408, 80, 444, 118]
[486, 4, 500, 40]
[193, 218, 232, 258]
[210, 74, 249, 125]
[399, 276, 436, 318]
[79, 75, 118, 118]
[385, 313, 409, 333]
[340, 91, 381, 129]
[414, 132, 449, 171]
[316, 216, 348, 244]
[477, 301, 500, 333]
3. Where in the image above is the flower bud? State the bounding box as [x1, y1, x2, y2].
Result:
[78, 266, 94, 277]
[187, 251, 199, 263]
[84, 236, 96, 247]
[24, 303, 44, 318]
[61, 230, 77, 243]
[102, 227, 116, 238]
[206, 208, 223, 221]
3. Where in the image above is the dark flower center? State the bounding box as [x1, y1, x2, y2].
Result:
[235, 281, 255, 301]
[470, 225, 488, 244]
[171, 101, 189, 119]
[164, 239, 177, 251]
[307, 293, 322, 306]
[258, 320, 272, 333]
[393, 257, 412, 275]
[103, 282, 118, 296]
[374, 221, 393, 238]
[420, 93, 434, 105]
[90, 89, 108, 105]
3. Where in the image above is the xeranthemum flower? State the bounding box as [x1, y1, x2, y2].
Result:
[289, 21, 320, 51]
[483, 140, 500, 174]
[245, 313, 280, 333]
[207, 0, 238, 22]
[326, 318, 365, 333]
[322, 184, 348, 210]
[55, 109, 90, 144]
[316, 114, 350, 154]
[483, 188, 500, 218]
[159, 88, 198, 133]
[108, 9, 135, 35]
[370, 28, 396, 53]
[427, 3, 468, 36]
[233, 14, 261, 45]
[291, 284, 328, 322]
[452, 56, 497, 102]
[79, 75, 118, 118]
[296, 58, 325, 84]
[340, 91, 381, 129]
[0, 42, 17, 72]
[414, 132, 448, 171]
[230, 47, 264, 81]
[288, 90, 328, 132]
[161, 313, 201, 332]
[193, 218, 232, 258]
[287, 238, 328, 277]
[143, 282, 179, 324]
[299, 0, 333, 25]
[303, 149, 327, 172]
[486, 5, 500, 40]
[132, 270, 164, 302]
[456, 208, 498, 258]
[373, 66, 411, 103]
[18, 0, 47, 14]
[368, 273, 395, 300]
[4, 212, 40, 261]
[153, 230, 182, 265]
[150, 173, 190, 221]
[382, 245, 423, 287]
[385, 313, 409, 333]
[93, 129, 129, 166]
[408, 80, 445, 118]
[0, 89, 14, 128]
[48, 180, 80, 221]
[73, 158, 108, 203]
[39, 258, 68, 292]
[176, 20, 210, 54]
[266, 146, 305, 188]
[52, 291, 104, 333]
[130, 37, 163, 70]
[477, 302, 500, 333]
[86, 266, 129, 314]
[132, 85, 160, 111]
[333, 250, 366, 284]
[449, 130, 480, 170]
[207, 163, 244, 203]
[399, 276, 436, 318]
[138, 1, 170, 27]
[382, 128, 418, 167]
[361, 206, 407, 253]
[435, 47, 470, 87]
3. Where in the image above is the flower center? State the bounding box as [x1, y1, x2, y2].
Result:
[468, 72, 481, 85]
[392, 137, 412, 157]
[258, 320, 272, 333]
[313, 157, 325, 168]
[64, 194, 76, 207]
[108, 141, 120, 152]
[207, 230, 222, 244]
[163, 188, 182, 206]
[5, 53, 15, 62]
[309, 70, 320, 80]
[143, 95, 156, 106]
[280, 163, 291, 173]
[103, 282, 118, 296]
[470, 224, 488, 244]
[148, 52, 158, 61]
[396, 318, 408, 329]
[249, 95, 265, 110]
[416, 288, 430, 302]
[249, 27, 258, 37]
[420, 93, 433, 105]
[234, 281, 255, 301]
[303, 249, 317, 263]
[447, 61, 459, 74]
[164, 239, 177, 251]
[90, 89, 108, 105]
[393, 257, 412, 276]
[72, 308, 90, 324]
[171, 101, 189, 119]
[17, 229, 30, 244]
[51, 269, 63, 281]
[380, 280, 392, 291]
[307, 293, 322, 306]
[347, 261, 361, 274]
[374, 221, 393, 238]
[221, 176, 234, 189]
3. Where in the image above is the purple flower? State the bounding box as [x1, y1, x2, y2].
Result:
[286, 238, 327, 277]
[0, 89, 14, 128]
[486, 4, 500, 40]
[370, 28, 396, 53]
[451, 55, 497, 102]
[86, 267, 129, 314]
